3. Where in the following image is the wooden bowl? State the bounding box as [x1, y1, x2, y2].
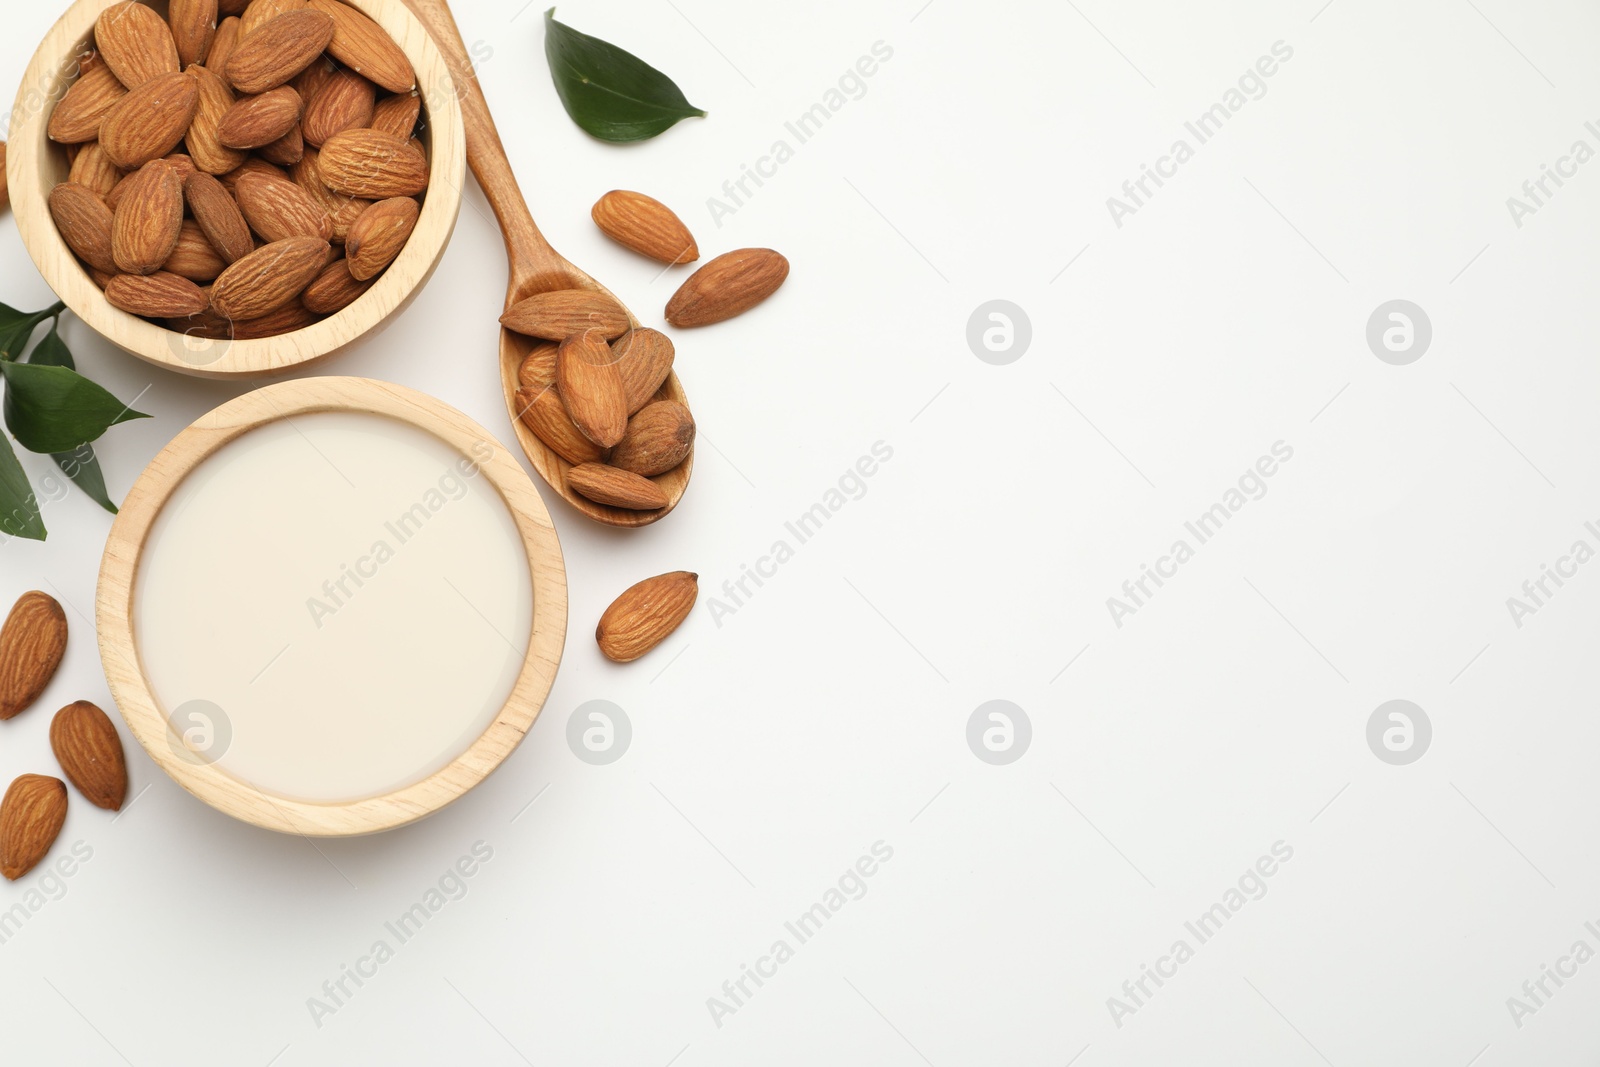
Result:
[8, 0, 466, 380]
[96, 378, 567, 836]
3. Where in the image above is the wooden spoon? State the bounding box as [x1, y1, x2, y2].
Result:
[400, 0, 692, 527]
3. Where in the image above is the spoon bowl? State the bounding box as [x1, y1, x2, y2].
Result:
[402, 0, 692, 526]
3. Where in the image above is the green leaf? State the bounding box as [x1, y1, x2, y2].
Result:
[0, 301, 62, 362]
[51, 441, 117, 514]
[0, 432, 46, 541]
[27, 325, 74, 370]
[544, 8, 706, 143]
[1, 361, 149, 454]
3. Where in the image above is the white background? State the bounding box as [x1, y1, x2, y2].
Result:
[2, 0, 1599, 1063]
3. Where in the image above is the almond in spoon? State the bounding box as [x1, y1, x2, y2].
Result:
[566, 463, 669, 510]
[556, 329, 627, 448]
[500, 290, 629, 342]
[610, 401, 695, 477]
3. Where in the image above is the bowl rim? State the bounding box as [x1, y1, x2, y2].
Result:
[95, 377, 568, 836]
[7, 0, 466, 380]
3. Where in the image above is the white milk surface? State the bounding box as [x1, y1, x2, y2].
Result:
[133, 412, 533, 803]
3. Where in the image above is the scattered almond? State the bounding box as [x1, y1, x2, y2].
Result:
[595, 572, 698, 662]
[344, 196, 417, 279]
[567, 463, 669, 510]
[557, 329, 628, 448]
[0, 592, 69, 720]
[665, 247, 789, 327]
[111, 160, 185, 275]
[0, 775, 68, 880]
[592, 190, 698, 265]
[500, 289, 629, 342]
[610, 401, 695, 477]
[106, 271, 209, 316]
[50, 702, 128, 811]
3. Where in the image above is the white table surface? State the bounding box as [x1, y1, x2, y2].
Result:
[2, 0, 1598, 1063]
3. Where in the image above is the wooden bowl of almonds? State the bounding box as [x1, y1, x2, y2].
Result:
[8, 0, 465, 379]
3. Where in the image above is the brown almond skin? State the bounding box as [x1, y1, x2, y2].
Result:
[500, 290, 629, 342]
[665, 248, 789, 327]
[302, 68, 375, 147]
[308, 0, 416, 93]
[218, 156, 289, 193]
[591, 190, 699, 265]
[209, 235, 329, 319]
[290, 147, 367, 244]
[184, 63, 249, 175]
[67, 143, 122, 198]
[566, 463, 669, 510]
[162, 220, 229, 281]
[47, 62, 128, 144]
[516, 388, 607, 466]
[595, 572, 698, 663]
[239, 0, 307, 38]
[369, 92, 421, 140]
[234, 170, 333, 242]
[185, 171, 254, 263]
[170, 0, 219, 67]
[106, 271, 210, 317]
[612, 328, 675, 413]
[48, 183, 119, 276]
[317, 128, 427, 198]
[0, 592, 68, 720]
[206, 16, 243, 73]
[345, 196, 417, 279]
[0, 775, 68, 881]
[112, 160, 185, 275]
[217, 85, 303, 149]
[517, 343, 558, 391]
[50, 701, 128, 811]
[230, 300, 320, 337]
[226, 9, 334, 94]
[257, 123, 305, 166]
[557, 330, 628, 448]
[301, 257, 375, 313]
[100, 70, 200, 170]
[610, 401, 695, 477]
[96, 1, 181, 89]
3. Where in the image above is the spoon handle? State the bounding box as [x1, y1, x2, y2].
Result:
[399, 0, 567, 292]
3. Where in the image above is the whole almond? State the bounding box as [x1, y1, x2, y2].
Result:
[612, 327, 675, 413]
[47, 62, 128, 144]
[0, 592, 68, 720]
[665, 247, 789, 327]
[317, 128, 427, 198]
[369, 91, 420, 140]
[209, 234, 328, 318]
[0, 775, 68, 880]
[162, 219, 228, 280]
[50, 702, 128, 811]
[184, 63, 248, 174]
[226, 9, 335, 94]
[112, 160, 184, 275]
[206, 15, 243, 72]
[170, 0, 219, 67]
[557, 330, 628, 448]
[258, 124, 305, 166]
[591, 190, 698, 265]
[500, 290, 629, 342]
[234, 170, 332, 242]
[302, 68, 375, 147]
[517, 343, 558, 391]
[290, 147, 367, 243]
[610, 401, 695, 477]
[106, 271, 209, 316]
[96, 1, 181, 89]
[185, 171, 254, 262]
[218, 85, 302, 149]
[100, 70, 200, 170]
[516, 388, 607, 466]
[301, 257, 375, 313]
[595, 572, 698, 662]
[239, 0, 306, 38]
[567, 463, 669, 511]
[308, 0, 415, 93]
[230, 300, 320, 337]
[67, 143, 121, 198]
[344, 196, 417, 279]
[48, 183, 118, 275]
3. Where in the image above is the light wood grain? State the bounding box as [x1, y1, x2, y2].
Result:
[8, 0, 466, 380]
[95, 377, 568, 836]
[400, 0, 693, 528]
